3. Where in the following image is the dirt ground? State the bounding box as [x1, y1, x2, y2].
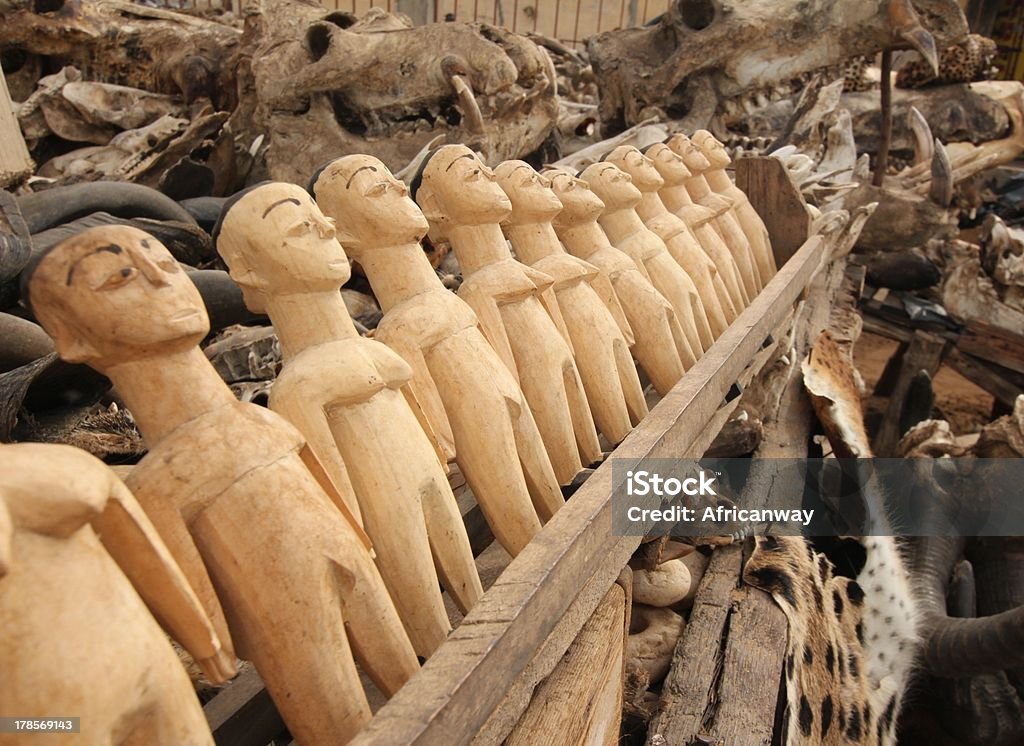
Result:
[853, 331, 996, 435]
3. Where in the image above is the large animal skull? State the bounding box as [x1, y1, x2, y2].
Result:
[235, 3, 559, 183]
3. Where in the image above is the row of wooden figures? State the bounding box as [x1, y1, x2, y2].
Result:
[3, 131, 777, 744]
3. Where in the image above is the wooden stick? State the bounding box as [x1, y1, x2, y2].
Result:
[873, 48, 894, 187]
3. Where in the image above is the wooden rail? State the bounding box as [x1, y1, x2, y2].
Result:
[350, 234, 827, 745]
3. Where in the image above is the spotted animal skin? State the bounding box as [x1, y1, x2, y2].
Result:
[744, 535, 918, 745]
[896, 34, 999, 89]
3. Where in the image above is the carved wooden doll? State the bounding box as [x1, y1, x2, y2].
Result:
[25, 226, 419, 744]
[646, 142, 759, 303]
[605, 145, 738, 334]
[579, 161, 715, 356]
[0, 442, 227, 746]
[412, 145, 602, 485]
[495, 160, 647, 445]
[310, 154, 563, 557]
[215, 183, 469, 646]
[682, 130, 777, 285]
[543, 167, 691, 394]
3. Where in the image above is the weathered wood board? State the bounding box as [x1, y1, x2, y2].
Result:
[0, 64, 33, 187]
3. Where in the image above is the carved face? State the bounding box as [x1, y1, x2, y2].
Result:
[416, 145, 511, 229]
[217, 183, 350, 306]
[494, 160, 563, 224]
[313, 155, 429, 257]
[691, 130, 731, 169]
[580, 163, 642, 211]
[606, 146, 663, 192]
[645, 143, 692, 186]
[28, 225, 208, 366]
[666, 134, 713, 172]
[545, 169, 605, 226]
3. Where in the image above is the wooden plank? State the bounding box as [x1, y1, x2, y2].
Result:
[646, 546, 744, 742]
[944, 348, 1024, 410]
[204, 665, 289, 746]
[735, 156, 812, 267]
[0, 63, 33, 188]
[958, 319, 1024, 377]
[709, 584, 788, 746]
[504, 583, 626, 746]
[873, 330, 947, 456]
[350, 236, 828, 746]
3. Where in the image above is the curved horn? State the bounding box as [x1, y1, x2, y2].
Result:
[914, 536, 1024, 677]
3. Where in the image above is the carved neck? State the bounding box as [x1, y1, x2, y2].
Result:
[354, 242, 442, 312]
[263, 291, 358, 361]
[598, 207, 649, 245]
[684, 173, 715, 200]
[555, 220, 611, 260]
[104, 348, 238, 445]
[446, 223, 513, 275]
[503, 221, 563, 265]
[636, 191, 671, 223]
[660, 183, 696, 213]
[703, 166, 736, 194]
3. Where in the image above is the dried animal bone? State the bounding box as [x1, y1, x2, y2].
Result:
[587, 0, 967, 132]
[234, 2, 558, 183]
[1, 0, 240, 106]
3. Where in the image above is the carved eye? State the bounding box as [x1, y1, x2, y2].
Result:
[286, 220, 313, 237]
[157, 258, 180, 274]
[98, 266, 138, 289]
[366, 182, 389, 197]
[576, 180, 590, 191]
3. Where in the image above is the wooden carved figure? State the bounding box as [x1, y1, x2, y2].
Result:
[646, 142, 760, 304]
[662, 134, 765, 297]
[25, 225, 419, 745]
[579, 161, 715, 356]
[544, 167, 691, 395]
[0, 443, 228, 746]
[605, 145, 739, 335]
[311, 155, 562, 558]
[687, 130, 777, 285]
[412, 145, 602, 486]
[216, 183, 463, 648]
[495, 160, 647, 445]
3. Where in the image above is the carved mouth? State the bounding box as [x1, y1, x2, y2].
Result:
[171, 309, 201, 323]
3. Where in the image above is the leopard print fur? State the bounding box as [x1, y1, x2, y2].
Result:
[744, 535, 918, 744]
[896, 33, 999, 89]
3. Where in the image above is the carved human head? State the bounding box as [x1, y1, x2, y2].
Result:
[410, 145, 511, 240]
[494, 160, 563, 226]
[604, 145, 663, 192]
[643, 143, 692, 186]
[691, 130, 732, 169]
[665, 133, 714, 172]
[543, 167, 606, 228]
[215, 182, 350, 312]
[310, 154, 430, 259]
[579, 162, 642, 211]
[24, 225, 208, 367]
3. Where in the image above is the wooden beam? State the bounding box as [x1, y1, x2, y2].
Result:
[735, 157, 812, 267]
[0, 62, 34, 188]
[944, 348, 1023, 410]
[958, 319, 1024, 377]
[349, 235, 828, 746]
[872, 330, 947, 456]
[204, 665, 288, 746]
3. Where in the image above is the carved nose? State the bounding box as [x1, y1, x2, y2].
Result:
[134, 250, 171, 286]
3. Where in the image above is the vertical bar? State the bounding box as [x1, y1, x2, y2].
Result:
[642, 0, 650, 24]
[532, 0, 538, 33]
[473, 0, 479, 22]
[596, 0, 605, 34]
[618, 0, 626, 29]
[572, 0, 582, 47]
[553, 0, 561, 40]
[512, 0, 518, 32]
